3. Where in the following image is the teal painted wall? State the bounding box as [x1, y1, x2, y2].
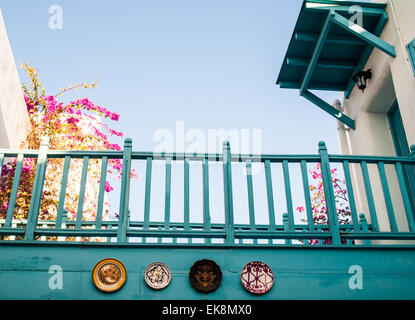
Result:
[0, 244, 415, 300]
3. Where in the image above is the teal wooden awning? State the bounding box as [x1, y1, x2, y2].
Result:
[277, 0, 396, 130]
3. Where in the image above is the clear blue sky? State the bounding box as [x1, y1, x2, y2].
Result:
[1, 0, 345, 155]
[1, 0, 361, 229]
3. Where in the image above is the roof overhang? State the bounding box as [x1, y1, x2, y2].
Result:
[277, 0, 396, 130]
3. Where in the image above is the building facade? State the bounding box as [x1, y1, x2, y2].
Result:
[277, 0, 415, 242]
[340, 0, 415, 155]
[338, 0, 415, 238]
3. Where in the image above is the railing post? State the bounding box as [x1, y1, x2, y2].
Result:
[359, 213, 371, 245]
[25, 137, 49, 241]
[223, 141, 235, 245]
[202, 157, 211, 244]
[318, 141, 341, 245]
[117, 138, 133, 243]
[58, 210, 67, 242]
[411, 144, 415, 197]
[405, 145, 415, 231]
[283, 213, 291, 245]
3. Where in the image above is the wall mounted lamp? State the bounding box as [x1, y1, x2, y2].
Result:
[352, 69, 372, 92]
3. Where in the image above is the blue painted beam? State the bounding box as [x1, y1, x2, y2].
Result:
[330, 12, 396, 58]
[279, 81, 345, 91]
[287, 57, 356, 70]
[304, 0, 386, 9]
[407, 39, 415, 76]
[294, 32, 365, 46]
[305, 2, 386, 17]
[300, 10, 334, 94]
[301, 90, 355, 129]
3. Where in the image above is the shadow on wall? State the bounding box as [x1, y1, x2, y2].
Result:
[0, 9, 29, 149]
[0, 103, 10, 149]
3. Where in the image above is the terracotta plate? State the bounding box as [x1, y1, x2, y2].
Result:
[241, 261, 274, 295]
[189, 259, 222, 293]
[144, 262, 172, 290]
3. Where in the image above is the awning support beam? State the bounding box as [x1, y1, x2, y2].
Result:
[298, 10, 355, 129]
[330, 12, 396, 58]
[301, 90, 355, 130]
[296, 10, 394, 129]
[300, 10, 335, 94]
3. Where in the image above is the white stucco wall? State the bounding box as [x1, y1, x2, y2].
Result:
[0, 9, 29, 149]
[339, 0, 415, 242]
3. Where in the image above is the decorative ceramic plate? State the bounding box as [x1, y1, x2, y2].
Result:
[189, 259, 222, 293]
[144, 262, 172, 290]
[241, 261, 274, 295]
[92, 258, 127, 292]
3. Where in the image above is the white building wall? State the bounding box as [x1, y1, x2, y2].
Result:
[387, 0, 415, 146]
[0, 11, 110, 226]
[340, 0, 415, 242]
[0, 9, 29, 149]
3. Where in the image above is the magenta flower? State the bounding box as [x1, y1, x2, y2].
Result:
[104, 181, 114, 193]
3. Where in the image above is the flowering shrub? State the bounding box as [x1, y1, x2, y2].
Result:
[0, 64, 133, 228]
[296, 163, 352, 245]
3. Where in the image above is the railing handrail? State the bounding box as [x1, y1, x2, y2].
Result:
[1, 139, 414, 246]
[2, 148, 414, 164]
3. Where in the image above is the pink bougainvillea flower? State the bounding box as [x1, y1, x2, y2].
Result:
[0, 64, 131, 236]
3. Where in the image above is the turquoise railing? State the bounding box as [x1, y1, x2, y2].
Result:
[0, 139, 415, 246]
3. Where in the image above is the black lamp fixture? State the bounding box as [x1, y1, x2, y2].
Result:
[352, 69, 372, 92]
